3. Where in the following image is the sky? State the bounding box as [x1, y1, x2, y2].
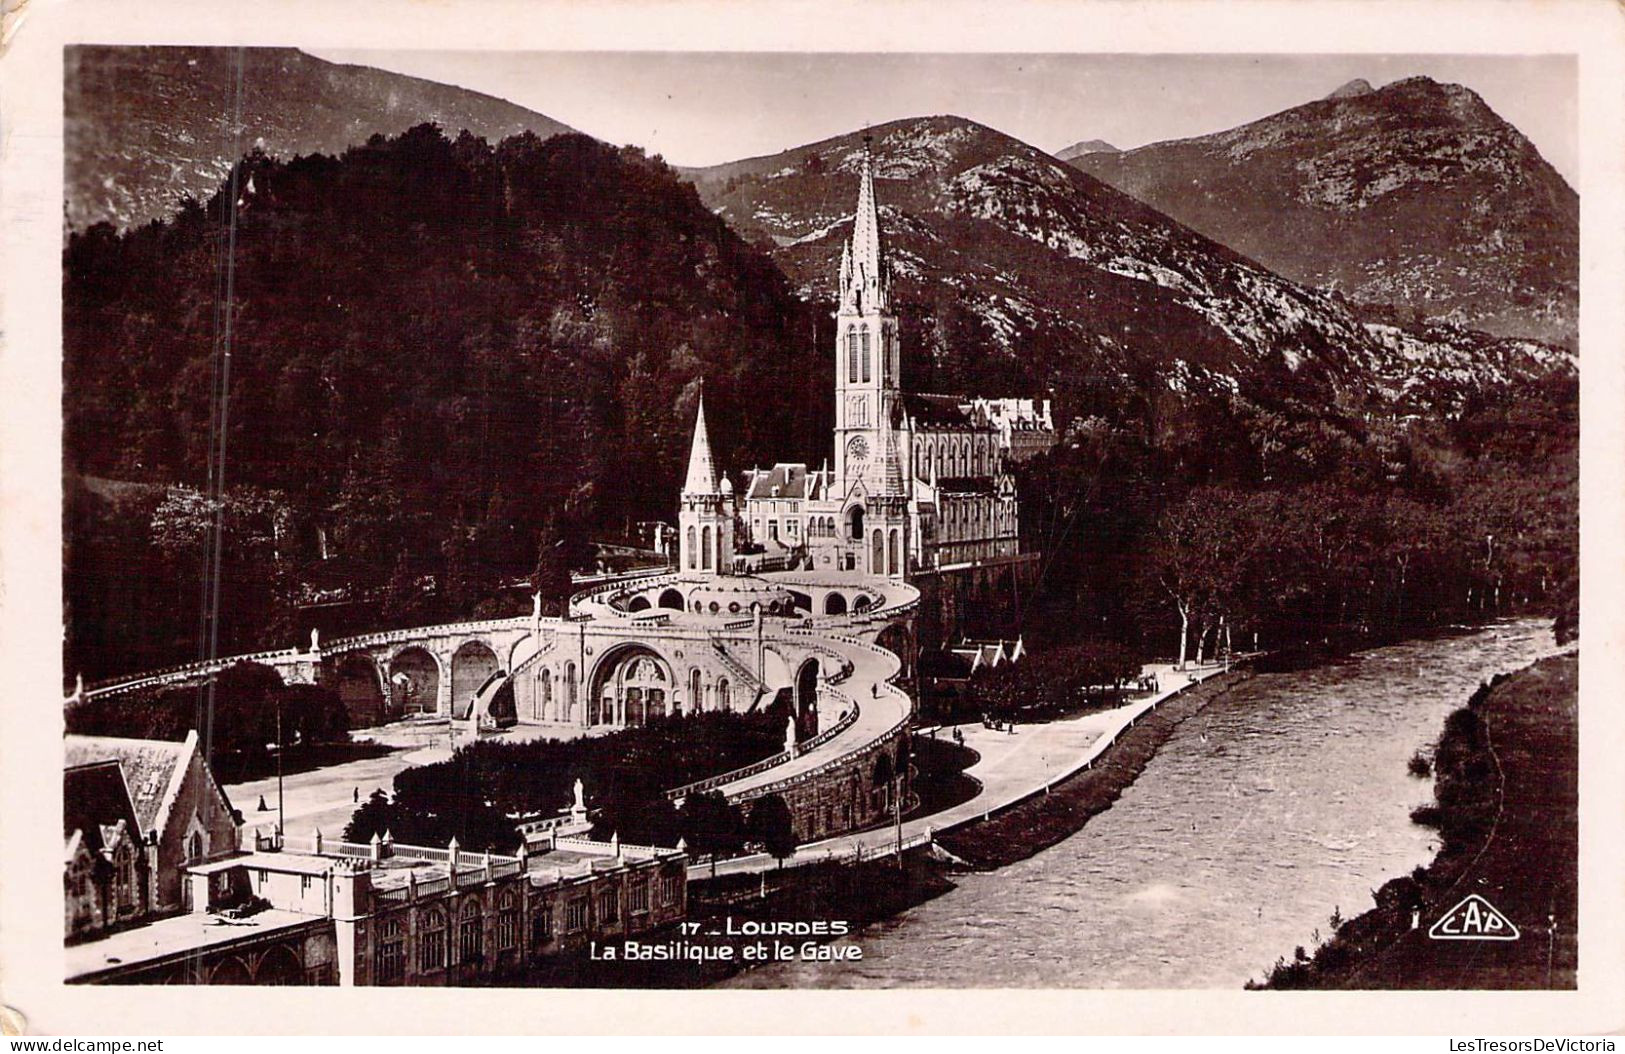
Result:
[309, 50, 1578, 184]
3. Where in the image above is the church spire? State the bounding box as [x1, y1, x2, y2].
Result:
[840, 134, 888, 313]
[683, 388, 718, 495]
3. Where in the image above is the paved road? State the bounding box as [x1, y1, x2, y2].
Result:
[690, 661, 1230, 877]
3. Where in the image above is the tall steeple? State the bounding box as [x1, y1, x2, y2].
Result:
[840, 135, 888, 314]
[677, 385, 733, 575]
[683, 389, 718, 495]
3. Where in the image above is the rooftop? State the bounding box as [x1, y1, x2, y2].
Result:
[66, 908, 323, 981]
[64, 733, 194, 835]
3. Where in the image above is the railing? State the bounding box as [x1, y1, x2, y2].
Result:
[81, 615, 542, 701]
[554, 835, 674, 860]
[727, 629, 912, 804]
[709, 636, 767, 700]
[666, 748, 793, 802]
[800, 689, 860, 751]
[322, 616, 532, 654]
[83, 646, 303, 698]
[507, 633, 558, 679]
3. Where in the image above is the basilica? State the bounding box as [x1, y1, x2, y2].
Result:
[678, 146, 1054, 581]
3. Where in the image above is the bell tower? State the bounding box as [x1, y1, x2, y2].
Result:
[833, 137, 904, 499]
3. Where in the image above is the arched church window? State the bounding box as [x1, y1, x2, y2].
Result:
[860, 325, 871, 383]
[685, 527, 696, 570]
[847, 327, 859, 384]
[701, 526, 713, 570]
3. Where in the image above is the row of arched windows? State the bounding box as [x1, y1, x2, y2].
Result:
[939, 496, 1016, 541]
[376, 890, 523, 983]
[684, 525, 718, 571]
[868, 527, 904, 576]
[530, 662, 578, 722]
[843, 322, 899, 386]
[917, 432, 999, 481]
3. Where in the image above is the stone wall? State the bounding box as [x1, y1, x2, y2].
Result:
[736, 727, 909, 844]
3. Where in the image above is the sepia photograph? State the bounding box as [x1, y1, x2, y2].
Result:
[4, 0, 1622, 1037]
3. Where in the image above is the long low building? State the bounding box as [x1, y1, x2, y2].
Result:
[69, 828, 687, 986]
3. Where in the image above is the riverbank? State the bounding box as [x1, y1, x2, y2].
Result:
[1252, 650, 1577, 989]
[935, 669, 1248, 869]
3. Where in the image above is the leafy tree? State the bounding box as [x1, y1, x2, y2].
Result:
[678, 790, 746, 862]
[746, 794, 797, 867]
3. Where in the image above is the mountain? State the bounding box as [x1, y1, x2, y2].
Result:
[66, 46, 577, 231]
[685, 115, 1571, 419]
[1055, 139, 1119, 161]
[1070, 77, 1578, 347]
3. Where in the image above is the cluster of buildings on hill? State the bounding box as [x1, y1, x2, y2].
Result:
[677, 143, 1054, 580]
[65, 732, 686, 985]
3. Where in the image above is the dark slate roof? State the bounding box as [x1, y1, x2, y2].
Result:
[746, 463, 810, 501]
[65, 734, 192, 836]
[901, 393, 974, 428]
[64, 760, 143, 853]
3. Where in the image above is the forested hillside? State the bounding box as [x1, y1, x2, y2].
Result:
[65, 127, 826, 677]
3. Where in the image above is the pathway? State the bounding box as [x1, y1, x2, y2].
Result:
[690, 660, 1231, 877]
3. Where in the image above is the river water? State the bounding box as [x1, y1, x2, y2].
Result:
[726, 619, 1560, 989]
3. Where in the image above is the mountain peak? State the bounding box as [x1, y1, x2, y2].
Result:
[1068, 73, 1576, 346]
[1056, 139, 1120, 162]
[1326, 78, 1373, 100]
[66, 45, 576, 230]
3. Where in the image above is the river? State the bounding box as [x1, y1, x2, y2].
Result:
[725, 619, 1560, 989]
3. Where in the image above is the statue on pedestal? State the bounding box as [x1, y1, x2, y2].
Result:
[785, 714, 798, 755]
[571, 778, 587, 815]
[308, 627, 320, 653]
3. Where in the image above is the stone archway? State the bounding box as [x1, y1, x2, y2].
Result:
[450, 641, 500, 720]
[875, 622, 915, 683]
[207, 955, 252, 985]
[794, 658, 821, 740]
[587, 644, 673, 728]
[846, 504, 865, 541]
[658, 588, 685, 611]
[387, 647, 440, 715]
[253, 944, 304, 985]
[824, 592, 848, 615]
[332, 654, 386, 728]
[628, 595, 652, 612]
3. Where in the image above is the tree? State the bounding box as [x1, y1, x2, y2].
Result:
[530, 517, 576, 616]
[1143, 487, 1269, 667]
[678, 790, 746, 865]
[746, 794, 797, 867]
[967, 641, 1143, 722]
